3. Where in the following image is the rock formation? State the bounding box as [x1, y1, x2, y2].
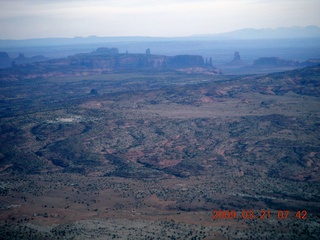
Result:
[226, 52, 246, 66]
[91, 47, 119, 55]
[0, 52, 11, 68]
[253, 57, 299, 67]
[234, 52, 241, 61]
[297, 59, 320, 68]
[0, 52, 47, 68]
[62, 48, 210, 70]
[0, 47, 220, 81]
[167, 55, 205, 68]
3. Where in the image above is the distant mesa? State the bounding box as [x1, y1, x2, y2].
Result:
[221, 52, 320, 74]
[0, 52, 48, 68]
[13, 53, 48, 66]
[0, 52, 10, 60]
[0, 47, 221, 81]
[0, 52, 11, 68]
[253, 57, 299, 67]
[91, 47, 119, 55]
[168, 55, 205, 68]
[90, 48, 217, 72]
[29, 55, 47, 62]
[65, 47, 217, 71]
[240, 56, 320, 72]
[301, 59, 320, 67]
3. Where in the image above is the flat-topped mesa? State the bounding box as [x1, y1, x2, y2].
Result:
[91, 47, 119, 55]
[0, 48, 220, 81]
[253, 57, 299, 67]
[167, 55, 205, 68]
[68, 48, 210, 70]
[0, 52, 11, 68]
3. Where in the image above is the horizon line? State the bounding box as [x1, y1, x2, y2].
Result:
[1, 25, 320, 41]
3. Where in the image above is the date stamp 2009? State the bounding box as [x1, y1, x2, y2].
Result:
[212, 210, 307, 220]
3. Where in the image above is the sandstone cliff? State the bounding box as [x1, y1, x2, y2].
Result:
[66, 50, 207, 70]
[0, 52, 11, 68]
[0, 48, 219, 81]
[253, 57, 299, 67]
[226, 52, 247, 66]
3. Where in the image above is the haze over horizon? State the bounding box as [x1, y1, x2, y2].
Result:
[1, 0, 320, 40]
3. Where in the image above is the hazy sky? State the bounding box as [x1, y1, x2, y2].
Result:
[1, 0, 319, 39]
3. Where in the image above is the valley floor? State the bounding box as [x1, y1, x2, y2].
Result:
[0, 67, 320, 239]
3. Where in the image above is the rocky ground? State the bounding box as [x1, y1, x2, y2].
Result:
[0, 65, 319, 239]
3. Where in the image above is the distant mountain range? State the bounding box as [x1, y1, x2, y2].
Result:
[195, 25, 320, 39]
[0, 26, 319, 48]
